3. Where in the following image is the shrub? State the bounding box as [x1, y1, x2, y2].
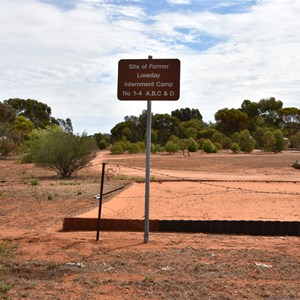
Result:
[211, 132, 223, 144]
[231, 143, 240, 153]
[202, 139, 217, 153]
[239, 130, 256, 153]
[0, 138, 15, 156]
[222, 137, 232, 151]
[214, 142, 222, 151]
[111, 142, 125, 154]
[152, 144, 165, 153]
[22, 126, 97, 178]
[178, 139, 191, 151]
[262, 131, 276, 152]
[197, 138, 206, 150]
[137, 141, 146, 151]
[290, 132, 300, 149]
[128, 143, 141, 153]
[98, 140, 107, 150]
[231, 132, 240, 145]
[165, 141, 179, 154]
[273, 129, 286, 153]
[187, 138, 199, 152]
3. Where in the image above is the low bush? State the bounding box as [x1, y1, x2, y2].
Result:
[22, 126, 97, 177]
[231, 142, 240, 153]
[202, 139, 217, 153]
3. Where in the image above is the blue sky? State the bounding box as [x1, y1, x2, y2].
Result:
[0, 0, 299, 134]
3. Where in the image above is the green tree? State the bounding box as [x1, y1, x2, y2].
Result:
[23, 126, 97, 177]
[165, 141, 179, 154]
[215, 108, 248, 136]
[111, 120, 137, 143]
[252, 127, 266, 149]
[231, 132, 240, 145]
[231, 143, 240, 153]
[4, 98, 55, 128]
[262, 131, 276, 152]
[152, 113, 180, 145]
[211, 131, 223, 144]
[151, 129, 158, 144]
[111, 142, 125, 154]
[0, 102, 16, 124]
[171, 108, 202, 122]
[239, 130, 256, 153]
[222, 137, 232, 151]
[179, 119, 204, 138]
[277, 107, 300, 138]
[187, 138, 199, 152]
[94, 132, 110, 149]
[273, 129, 286, 153]
[202, 139, 217, 153]
[186, 127, 197, 139]
[178, 139, 191, 151]
[290, 132, 300, 149]
[128, 143, 141, 153]
[197, 128, 217, 139]
[257, 97, 283, 128]
[0, 116, 34, 156]
[240, 99, 261, 132]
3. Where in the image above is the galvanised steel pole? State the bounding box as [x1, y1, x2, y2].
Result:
[144, 55, 152, 243]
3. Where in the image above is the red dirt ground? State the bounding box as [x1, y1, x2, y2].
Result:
[1, 150, 300, 299]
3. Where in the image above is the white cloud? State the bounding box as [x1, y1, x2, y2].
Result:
[0, 0, 299, 134]
[166, 0, 192, 4]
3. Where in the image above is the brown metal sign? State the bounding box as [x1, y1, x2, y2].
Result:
[117, 58, 180, 100]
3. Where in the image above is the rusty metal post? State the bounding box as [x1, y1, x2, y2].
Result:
[96, 162, 106, 241]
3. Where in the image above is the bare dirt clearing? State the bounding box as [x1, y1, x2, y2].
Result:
[1, 151, 300, 299]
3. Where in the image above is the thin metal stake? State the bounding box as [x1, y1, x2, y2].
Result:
[96, 162, 106, 241]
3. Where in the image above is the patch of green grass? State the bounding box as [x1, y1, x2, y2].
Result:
[30, 178, 39, 186]
[0, 240, 14, 300]
[130, 176, 144, 181]
[0, 282, 11, 299]
[143, 273, 155, 282]
[116, 174, 127, 180]
[0, 241, 13, 257]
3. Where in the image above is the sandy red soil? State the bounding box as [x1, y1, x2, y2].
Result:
[79, 181, 300, 221]
[1, 150, 300, 299]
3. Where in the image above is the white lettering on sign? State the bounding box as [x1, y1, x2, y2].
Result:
[129, 64, 140, 69]
[118, 58, 180, 100]
[156, 81, 173, 88]
[148, 64, 169, 69]
[124, 81, 154, 87]
[137, 73, 160, 79]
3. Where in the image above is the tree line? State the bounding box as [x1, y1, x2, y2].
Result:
[109, 97, 300, 154]
[1, 97, 300, 176]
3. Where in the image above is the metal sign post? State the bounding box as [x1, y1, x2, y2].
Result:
[117, 56, 180, 243]
[144, 55, 153, 243]
[144, 97, 152, 243]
